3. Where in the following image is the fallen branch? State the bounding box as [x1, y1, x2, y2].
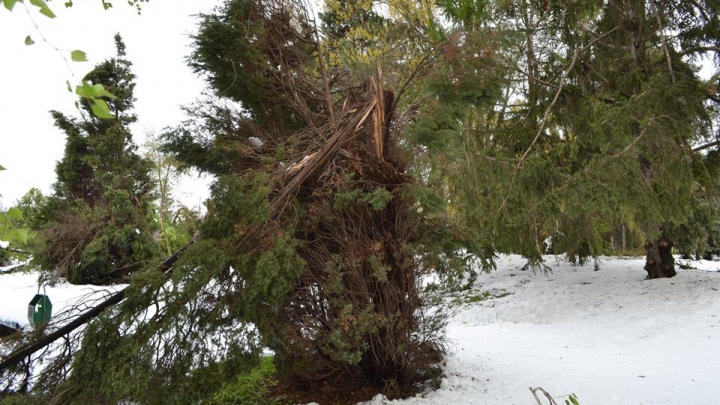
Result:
[529, 387, 559, 405]
[0, 241, 194, 373]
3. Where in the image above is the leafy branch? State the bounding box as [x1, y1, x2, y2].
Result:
[3, 0, 118, 118]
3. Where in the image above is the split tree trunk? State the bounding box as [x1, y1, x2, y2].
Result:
[644, 239, 676, 279]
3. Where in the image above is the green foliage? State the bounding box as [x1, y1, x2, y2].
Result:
[25, 36, 160, 284]
[0, 165, 29, 247]
[449, 289, 511, 307]
[187, 0, 284, 125]
[333, 186, 393, 211]
[429, 0, 720, 263]
[565, 393, 580, 405]
[0, 394, 47, 405]
[28, 0, 55, 18]
[70, 49, 87, 62]
[211, 357, 285, 405]
[0, 208, 28, 245]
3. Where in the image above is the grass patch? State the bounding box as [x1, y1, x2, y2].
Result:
[450, 289, 511, 307]
[211, 356, 286, 405]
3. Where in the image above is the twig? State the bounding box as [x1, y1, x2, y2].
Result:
[529, 387, 559, 405]
[650, 0, 675, 84]
[516, 48, 579, 167]
[21, 3, 79, 85]
[693, 140, 720, 152]
[496, 27, 620, 214]
[516, 26, 620, 170]
[311, 16, 335, 124]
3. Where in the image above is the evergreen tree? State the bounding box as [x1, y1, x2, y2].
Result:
[31, 34, 159, 285]
[429, 0, 720, 276]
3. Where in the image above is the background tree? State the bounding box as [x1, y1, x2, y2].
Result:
[28, 34, 159, 285]
[142, 132, 196, 256]
[431, 0, 720, 276]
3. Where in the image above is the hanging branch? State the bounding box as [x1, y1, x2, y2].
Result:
[516, 26, 620, 169]
[650, 0, 676, 84]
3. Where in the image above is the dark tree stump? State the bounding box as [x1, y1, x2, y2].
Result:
[644, 239, 676, 279]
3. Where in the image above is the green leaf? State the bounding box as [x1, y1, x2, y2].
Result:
[29, 0, 55, 18]
[90, 99, 113, 119]
[70, 50, 87, 62]
[0, 164, 5, 171]
[4, 228, 28, 244]
[7, 207, 23, 220]
[64, 0, 72, 7]
[75, 81, 116, 99]
[38, 6, 53, 17]
[3, 0, 21, 11]
[91, 83, 116, 98]
[66, 80, 72, 92]
[24, 35, 34, 45]
[570, 395, 580, 405]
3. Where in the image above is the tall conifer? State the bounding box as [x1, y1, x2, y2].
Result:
[33, 34, 158, 284]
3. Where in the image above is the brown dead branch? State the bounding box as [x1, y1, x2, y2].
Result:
[529, 387, 560, 405]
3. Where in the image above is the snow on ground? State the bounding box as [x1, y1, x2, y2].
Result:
[359, 255, 720, 405]
[0, 267, 122, 328]
[3, 256, 720, 405]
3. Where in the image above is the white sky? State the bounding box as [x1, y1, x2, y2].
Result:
[0, 0, 221, 210]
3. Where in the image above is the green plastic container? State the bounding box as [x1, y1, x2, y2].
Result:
[28, 294, 52, 327]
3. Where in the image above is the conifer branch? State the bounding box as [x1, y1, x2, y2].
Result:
[693, 140, 720, 152]
[650, 0, 676, 84]
[516, 47, 579, 168]
[516, 26, 620, 170]
[0, 241, 195, 374]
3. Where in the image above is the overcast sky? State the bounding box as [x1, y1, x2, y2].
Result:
[0, 0, 221, 210]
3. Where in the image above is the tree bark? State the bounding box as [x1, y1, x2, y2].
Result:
[644, 239, 676, 279]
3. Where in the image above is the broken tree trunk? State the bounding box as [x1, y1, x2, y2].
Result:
[644, 239, 676, 279]
[0, 93, 381, 376]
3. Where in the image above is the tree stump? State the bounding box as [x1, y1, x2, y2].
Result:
[644, 239, 676, 279]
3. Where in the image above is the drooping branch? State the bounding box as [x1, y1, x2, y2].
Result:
[650, 0, 675, 84]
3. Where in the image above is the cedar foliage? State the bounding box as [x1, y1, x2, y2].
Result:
[28, 34, 158, 285]
[167, 0, 447, 395]
[2, 0, 452, 402]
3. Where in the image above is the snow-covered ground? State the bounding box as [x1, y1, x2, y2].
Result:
[3, 255, 720, 404]
[0, 267, 122, 328]
[360, 255, 720, 405]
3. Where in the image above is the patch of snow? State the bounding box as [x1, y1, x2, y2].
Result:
[354, 255, 720, 405]
[0, 271, 122, 328]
